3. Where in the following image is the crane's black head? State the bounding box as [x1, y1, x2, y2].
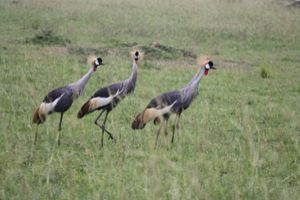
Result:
[93, 57, 104, 71]
[132, 113, 146, 129]
[134, 51, 139, 61]
[204, 60, 215, 75]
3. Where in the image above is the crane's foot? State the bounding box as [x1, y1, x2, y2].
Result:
[101, 124, 116, 144]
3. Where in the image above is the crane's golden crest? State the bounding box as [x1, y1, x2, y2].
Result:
[87, 55, 98, 66]
[197, 55, 211, 66]
[130, 49, 144, 62]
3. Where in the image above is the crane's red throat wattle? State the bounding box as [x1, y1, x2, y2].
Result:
[204, 69, 209, 76]
[93, 66, 97, 72]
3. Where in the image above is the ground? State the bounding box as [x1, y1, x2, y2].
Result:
[0, 0, 299, 199]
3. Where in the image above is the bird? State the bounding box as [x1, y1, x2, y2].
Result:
[32, 57, 104, 145]
[77, 50, 142, 147]
[131, 56, 215, 146]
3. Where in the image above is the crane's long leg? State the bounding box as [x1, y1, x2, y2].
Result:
[155, 128, 161, 148]
[94, 110, 107, 147]
[57, 113, 64, 146]
[94, 110, 105, 126]
[163, 119, 169, 146]
[155, 120, 164, 148]
[94, 110, 113, 139]
[100, 111, 114, 147]
[34, 125, 39, 145]
[103, 127, 114, 140]
[171, 114, 180, 143]
[101, 111, 114, 140]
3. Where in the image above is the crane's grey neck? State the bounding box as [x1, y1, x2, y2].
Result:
[69, 67, 94, 99]
[128, 61, 138, 82]
[188, 66, 205, 86]
[180, 67, 205, 101]
[122, 60, 138, 94]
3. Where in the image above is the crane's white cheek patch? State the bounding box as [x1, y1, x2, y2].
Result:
[205, 63, 210, 69]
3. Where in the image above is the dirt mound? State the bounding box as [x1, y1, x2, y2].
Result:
[139, 42, 196, 60]
[68, 41, 196, 61]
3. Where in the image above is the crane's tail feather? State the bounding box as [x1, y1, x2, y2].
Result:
[77, 100, 91, 119]
[32, 107, 46, 124]
[78, 90, 122, 119]
[33, 95, 63, 123]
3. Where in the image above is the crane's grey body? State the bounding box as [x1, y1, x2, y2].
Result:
[97, 60, 138, 109]
[179, 66, 206, 111]
[145, 66, 206, 117]
[43, 86, 73, 113]
[79, 60, 138, 115]
[41, 68, 93, 115]
[120, 61, 138, 96]
[38, 67, 94, 121]
[132, 60, 215, 146]
[68, 67, 94, 100]
[77, 52, 140, 147]
[33, 58, 103, 145]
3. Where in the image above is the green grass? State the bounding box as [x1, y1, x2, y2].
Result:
[0, 0, 300, 199]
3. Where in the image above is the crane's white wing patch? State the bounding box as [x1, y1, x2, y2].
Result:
[89, 90, 121, 110]
[39, 94, 64, 116]
[143, 100, 177, 123]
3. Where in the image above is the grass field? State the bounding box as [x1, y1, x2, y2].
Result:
[0, 0, 300, 199]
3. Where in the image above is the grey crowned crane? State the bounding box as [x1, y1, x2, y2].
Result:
[77, 51, 141, 147]
[32, 57, 104, 145]
[132, 57, 215, 146]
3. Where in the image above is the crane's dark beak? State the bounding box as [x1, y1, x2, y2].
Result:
[211, 65, 216, 70]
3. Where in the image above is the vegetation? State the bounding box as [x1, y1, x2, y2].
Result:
[26, 25, 71, 46]
[0, 0, 299, 199]
[260, 64, 270, 79]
